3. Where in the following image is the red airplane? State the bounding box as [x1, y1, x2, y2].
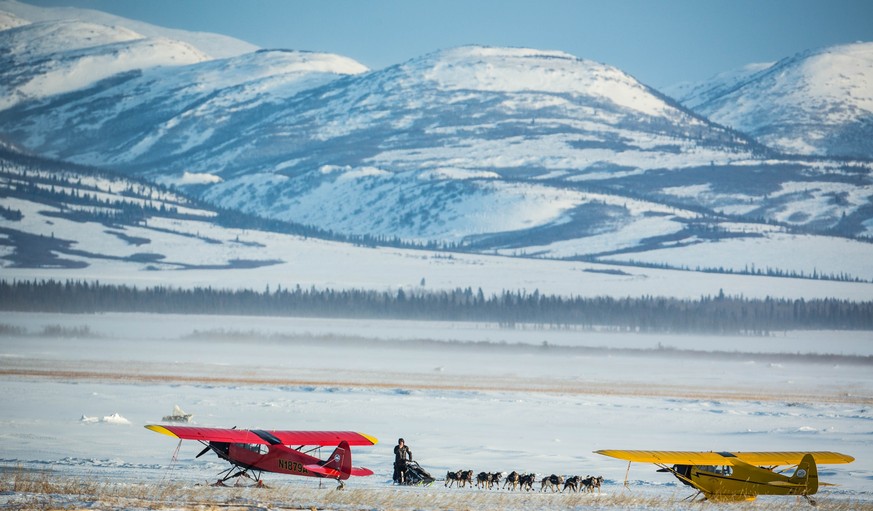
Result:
[146, 425, 378, 488]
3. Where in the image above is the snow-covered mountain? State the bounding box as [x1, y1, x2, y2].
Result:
[670, 42, 873, 158]
[158, 46, 765, 244]
[0, 0, 256, 58]
[0, 19, 210, 110]
[1, 42, 368, 163]
[0, 3, 871, 266]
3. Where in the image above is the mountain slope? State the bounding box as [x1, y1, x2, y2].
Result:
[0, 4, 871, 264]
[0, 8, 25, 30]
[1, 148, 871, 296]
[663, 62, 773, 110]
[1, 47, 367, 167]
[191, 46, 751, 242]
[0, 0, 257, 58]
[671, 42, 873, 158]
[0, 45, 768, 248]
[0, 19, 210, 110]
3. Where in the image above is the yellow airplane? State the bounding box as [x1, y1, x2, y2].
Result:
[595, 450, 854, 504]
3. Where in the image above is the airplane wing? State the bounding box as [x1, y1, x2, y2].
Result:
[595, 450, 854, 466]
[596, 450, 731, 465]
[723, 451, 854, 465]
[146, 425, 378, 446]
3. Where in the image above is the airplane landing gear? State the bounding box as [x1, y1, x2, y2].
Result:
[212, 467, 267, 488]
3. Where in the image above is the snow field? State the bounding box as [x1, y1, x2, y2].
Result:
[0, 312, 870, 510]
[4, 189, 873, 300]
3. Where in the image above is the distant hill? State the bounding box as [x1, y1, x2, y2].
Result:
[669, 42, 873, 159]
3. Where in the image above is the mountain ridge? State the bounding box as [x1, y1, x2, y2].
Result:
[0, 5, 871, 267]
[0, 0, 257, 58]
[671, 41, 873, 158]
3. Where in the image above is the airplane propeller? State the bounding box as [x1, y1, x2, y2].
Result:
[196, 444, 213, 458]
[197, 426, 235, 459]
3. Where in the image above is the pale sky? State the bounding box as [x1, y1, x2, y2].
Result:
[22, 0, 873, 88]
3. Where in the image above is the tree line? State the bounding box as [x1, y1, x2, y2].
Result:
[2, 279, 871, 334]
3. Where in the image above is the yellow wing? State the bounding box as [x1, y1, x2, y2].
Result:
[595, 450, 854, 466]
[596, 450, 729, 464]
[726, 451, 854, 465]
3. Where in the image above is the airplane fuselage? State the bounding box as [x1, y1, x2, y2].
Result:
[211, 441, 340, 479]
[670, 453, 818, 501]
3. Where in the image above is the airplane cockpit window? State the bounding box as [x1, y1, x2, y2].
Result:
[234, 443, 265, 454]
[698, 465, 733, 476]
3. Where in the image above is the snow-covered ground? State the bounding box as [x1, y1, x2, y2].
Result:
[1, 312, 870, 510]
[4, 190, 873, 301]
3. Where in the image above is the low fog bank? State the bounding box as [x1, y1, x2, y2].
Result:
[2, 312, 870, 405]
[3, 311, 872, 356]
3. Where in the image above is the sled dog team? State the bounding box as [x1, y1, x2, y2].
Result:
[444, 470, 603, 492]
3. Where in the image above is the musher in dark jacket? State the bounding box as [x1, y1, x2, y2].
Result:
[393, 438, 412, 484]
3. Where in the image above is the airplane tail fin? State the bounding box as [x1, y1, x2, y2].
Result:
[304, 440, 353, 480]
[790, 453, 819, 495]
[324, 440, 353, 478]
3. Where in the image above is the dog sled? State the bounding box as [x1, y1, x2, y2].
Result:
[402, 460, 435, 486]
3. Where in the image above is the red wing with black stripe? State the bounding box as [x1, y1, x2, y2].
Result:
[146, 425, 378, 446]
